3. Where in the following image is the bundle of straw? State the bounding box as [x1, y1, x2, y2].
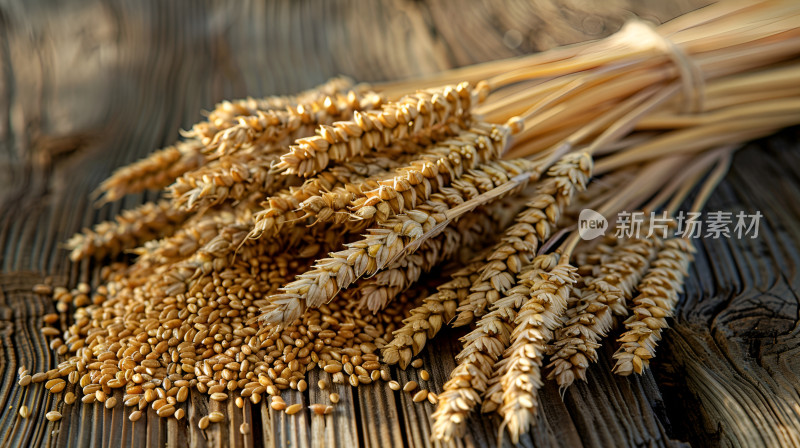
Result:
[23, 0, 800, 443]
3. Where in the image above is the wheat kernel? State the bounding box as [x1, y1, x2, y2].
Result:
[41, 327, 60, 337]
[157, 405, 176, 417]
[235, 397, 244, 408]
[210, 392, 228, 401]
[323, 364, 342, 374]
[105, 397, 117, 409]
[420, 370, 430, 381]
[31, 373, 47, 383]
[309, 404, 326, 415]
[240, 423, 250, 435]
[318, 380, 328, 390]
[285, 404, 303, 415]
[329, 393, 340, 403]
[64, 392, 76, 405]
[298, 380, 307, 392]
[46, 411, 62, 421]
[403, 381, 418, 392]
[427, 391, 438, 405]
[270, 401, 287, 411]
[388, 381, 401, 391]
[198, 416, 210, 429]
[18, 375, 31, 387]
[129, 410, 142, 422]
[411, 359, 423, 368]
[19, 405, 30, 418]
[208, 411, 225, 423]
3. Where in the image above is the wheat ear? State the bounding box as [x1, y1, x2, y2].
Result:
[92, 140, 205, 203]
[294, 134, 455, 229]
[187, 76, 359, 146]
[452, 151, 593, 327]
[130, 206, 240, 268]
[612, 237, 695, 375]
[275, 82, 485, 177]
[379, 187, 536, 368]
[169, 151, 288, 210]
[204, 90, 384, 157]
[259, 159, 539, 324]
[66, 200, 189, 261]
[487, 257, 577, 444]
[249, 147, 419, 241]
[431, 253, 562, 442]
[356, 196, 515, 314]
[381, 260, 483, 369]
[349, 120, 512, 223]
[546, 235, 659, 389]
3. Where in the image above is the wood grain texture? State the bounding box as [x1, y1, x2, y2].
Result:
[4, 0, 799, 447]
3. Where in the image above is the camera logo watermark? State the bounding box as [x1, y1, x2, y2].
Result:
[578, 210, 763, 240]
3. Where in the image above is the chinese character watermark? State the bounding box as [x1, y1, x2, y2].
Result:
[578, 209, 762, 241]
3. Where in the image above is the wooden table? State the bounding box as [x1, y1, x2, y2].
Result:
[2, 1, 798, 446]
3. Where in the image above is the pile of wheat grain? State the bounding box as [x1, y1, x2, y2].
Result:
[19, 0, 800, 442]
